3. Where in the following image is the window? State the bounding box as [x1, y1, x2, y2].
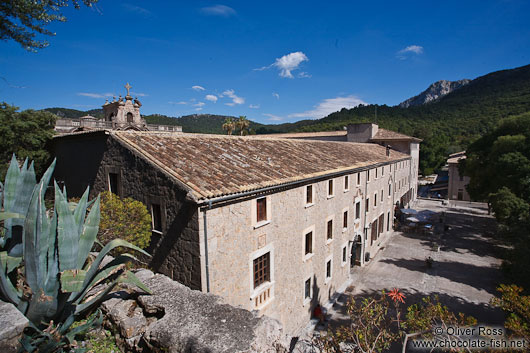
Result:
[355, 201, 361, 220]
[126, 112, 133, 123]
[381, 189, 383, 202]
[151, 204, 163, 232]
[328, 179, 334, 197]
[375, 168, 378, 179]
[108, 172, 119, 195]
[390, 163, 392, 172]
[388, 184, 392, 196]
[374, 193, 377, 207]
[306, 185, 313, 205]
[367, 170, 370, 182]
[382, 166, 385, 176]
[257, 197, 267, 223]
[253, 252, 270, 289]
[344, 175, 349, 191]
[342, 246, 347, 264]
[304, 278, 311, 300]
[343, 210, 348, 229]
[387, 212, 391, 231]
[366, 198, 369, 211]
[326, 259, 332, 280]
[305, 231, 313, 255]
[327, 220, 333, 240]
[357, 173, 361, 185]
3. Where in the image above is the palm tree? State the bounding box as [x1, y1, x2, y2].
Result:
[236, 115, 250, 136]
[222, 117, 235, 135]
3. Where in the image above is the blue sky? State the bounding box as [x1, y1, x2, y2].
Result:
[1, 0, 529, 124]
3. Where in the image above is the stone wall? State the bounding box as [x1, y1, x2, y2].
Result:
[53, 133, 203, 290]
[0, 301, 28, 353]
[102, 269, 293, 353]
[201, 160, 414, 335]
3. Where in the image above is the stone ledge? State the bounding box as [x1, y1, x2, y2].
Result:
[0, 301, 29, 353]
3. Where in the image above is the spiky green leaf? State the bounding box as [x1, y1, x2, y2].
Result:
[60, 269, 87, 293]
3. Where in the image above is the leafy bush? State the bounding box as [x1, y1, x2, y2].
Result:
[98, 191, 152, 251]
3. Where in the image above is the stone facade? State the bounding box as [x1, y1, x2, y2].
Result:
[447, 152, 471, 201]
[200, 161, 414, 334]
[52, 132, 202, 290]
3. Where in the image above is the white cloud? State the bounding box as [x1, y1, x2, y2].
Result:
[77, 92, 113, 99]
[122, 3, 153, 17]
[222, 89, 245, 105]
[195, 107, 203, 111]
[263, 113, 283, 121]
[249, 104, 260, 109]
[192, 85, 205, 91]
[131, 91, 148, 97]
[255, 51, 309, 78]
[272, 92, 280, 99]
[288, 95, 366, 119]
[298, 72, 311, 78]
[396, 45, 424, 59]
[194, 102, 205, 108]
[205, 94, 218, 103]
[169, 101, 188, 105]
[200, 5, 236, 17]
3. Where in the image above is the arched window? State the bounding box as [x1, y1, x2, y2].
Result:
[127, 112, 134, 123]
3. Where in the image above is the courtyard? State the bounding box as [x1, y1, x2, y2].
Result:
[314, 198, 505, 336]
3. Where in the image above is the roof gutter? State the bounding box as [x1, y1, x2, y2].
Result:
[197, 157, 411, 209]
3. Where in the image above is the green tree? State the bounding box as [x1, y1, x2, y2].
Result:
[98, 191, 152, 251]
[0, 0, 99, 51]
[222, 117, 235, 135]
[0, 103, 56, 178]
[236, 115, 250, 136]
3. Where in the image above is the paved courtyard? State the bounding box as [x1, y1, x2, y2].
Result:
[316, 198, 505, 335]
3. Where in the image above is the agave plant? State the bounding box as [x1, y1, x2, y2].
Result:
[0, 156, 151, 351]
[0, 155, 38, 256]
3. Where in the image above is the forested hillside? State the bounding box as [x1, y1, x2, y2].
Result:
[41, 64, 530, 175]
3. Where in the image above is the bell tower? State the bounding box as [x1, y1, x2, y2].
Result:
[102, 83, 144, 129]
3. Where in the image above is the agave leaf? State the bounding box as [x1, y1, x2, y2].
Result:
[60, 269, 87, 293]
[64, 310, 102, 341]
[118, 270, 152, 294]
[0, 251, 22, 273]
[24, 287, 57, 326]
[76, 196, 100, 269]
[55, 182, 78, 271]
[75, 277, 120, 316]
[71, 253, 138, 303]
[23, 183, 41, 291]
[73, 187, 90, 238]
[0, 212, 24, 221]
[0, 253, 21, 304]
[75, 239, 149, 301]
[58, 313, 75, 335]
[3, 155, 21, 212]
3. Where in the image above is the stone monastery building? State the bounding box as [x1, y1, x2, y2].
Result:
[52, 90, 421, 334]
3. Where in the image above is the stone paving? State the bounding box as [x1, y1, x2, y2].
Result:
[312, 198, 505, 336]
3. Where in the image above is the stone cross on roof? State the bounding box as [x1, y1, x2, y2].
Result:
[125, 82, 132, 96]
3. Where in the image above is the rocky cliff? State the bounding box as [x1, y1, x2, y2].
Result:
[398, 79, 471, 108]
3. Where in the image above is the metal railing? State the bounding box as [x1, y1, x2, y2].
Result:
[55, 118, 182, 132]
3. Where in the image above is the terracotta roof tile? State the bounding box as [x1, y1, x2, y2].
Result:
[111, 132, 409, 201]
[371, 128, 422, 142]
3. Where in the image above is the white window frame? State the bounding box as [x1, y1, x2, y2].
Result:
[325, 215, 334, 244]
[305, 184, 315, 208]
[249, 243, 275, 309]
[341, 242, 348, 267]
[356, 173, 361, 186]
[325, 255, 333, 283]
[327, 179, 335, 199]
[252, 195, 271, 229]
[354, 198, 362, 223]
[302, 225, 316, 262]
[342, 207, 349, 232]
[303, 275, 313, 306]
[344, 175, 350, 192]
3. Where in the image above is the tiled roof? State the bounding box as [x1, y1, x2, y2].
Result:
[371, 128, 422, 142]
[253, 131, 347, 139]
[447, 151, 466, 164]
[109, 132, 409, 201]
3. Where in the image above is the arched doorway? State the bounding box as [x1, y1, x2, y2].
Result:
[127, 112, 134, 123]
[350, 234, 362, 267]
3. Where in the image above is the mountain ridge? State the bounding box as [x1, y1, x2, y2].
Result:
[398, 79, 471, 108]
